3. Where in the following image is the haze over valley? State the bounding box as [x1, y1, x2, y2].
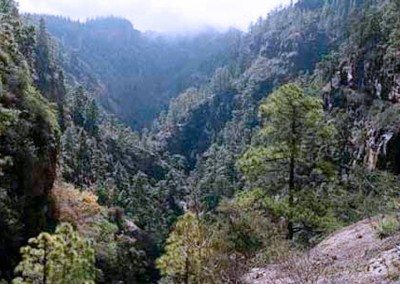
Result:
[1, 0, 400, 283]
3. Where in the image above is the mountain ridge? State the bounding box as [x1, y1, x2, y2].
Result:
[1, 0, 400, 282]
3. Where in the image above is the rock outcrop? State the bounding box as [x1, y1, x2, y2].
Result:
[247, 218, 400, 283]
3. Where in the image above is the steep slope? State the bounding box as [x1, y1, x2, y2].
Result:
[1, 0, 400, 282]
[0, 1, 60, 279]
[247, 218, 400, 283]
[1, 2, 188, 282]
[28, 15, 242, 129]
[153, 1, 400, 281]
[152, 0, 359, 172]
[154, 0, 400, 201]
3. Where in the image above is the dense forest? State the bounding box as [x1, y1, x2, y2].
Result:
[27, 14, 241, 129]
[1, 0, 400, 283]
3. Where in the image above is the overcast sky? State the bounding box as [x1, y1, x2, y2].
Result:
[17, 0, 291, 33]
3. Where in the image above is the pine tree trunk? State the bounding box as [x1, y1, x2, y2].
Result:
[185, 254, 189, 284]
[43, 243, 48, 284]
[288, 153, 295, 240]
[288, 116, 296, 240]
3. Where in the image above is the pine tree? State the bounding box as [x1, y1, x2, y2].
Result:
[210, 67, 233, 93]
[156, 213, 213, 284]
[0, 0, 17, 14]
[35, 18, 66, 127]
[85, 99, 100, 137]
[71, 87, 88, 127]
[12, 223, 96, 284]
[35, 19, 53, 97]
[239, 84, 335, 239]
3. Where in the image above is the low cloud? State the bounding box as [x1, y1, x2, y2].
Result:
[17, 0, 291, 33]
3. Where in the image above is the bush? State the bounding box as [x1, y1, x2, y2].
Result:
[377, 215, 400, 239]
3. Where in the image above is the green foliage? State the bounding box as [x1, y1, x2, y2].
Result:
[218, 190, 279, 254]
[377, 215, 400, 239]
[157, 191, 288, 283]
[238, 84, 337, 240]
[0, 0, 16, 14]
[153, 2, 400, 276]
[155, 68, 237, 168]
[60, 84, 188, 275]
[164, 88, 211, 125]
[13, 223, 96, 284]
[116, 171, 170, 244]
[239, 83, 333, 183]
[156, 213, 213, 283]
[34, 18, 66, 110]
[34, 15, 241, 129]
[0, 2, 61, 279]
[70, 87, 89, 128]
[0, 106, 18, 175]
[3, 0, 400, 282]
[91, 220, 151, 283]
[212, 193, 288, 271]
[0, 105, 19, 135]
[112, 236, 151, 283]
[194, 143, 240, 211]
[333, 167, 400, 222]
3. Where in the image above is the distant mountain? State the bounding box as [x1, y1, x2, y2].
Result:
[27, 15, 242, 129]
[2, 0, 400, 283]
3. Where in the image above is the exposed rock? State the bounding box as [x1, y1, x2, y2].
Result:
[389, 75, 400, 103]
[368, 246, 400, 279]
[365, 129, 394, 171]
[375, 80, 382, 99]
[246, 218, 400, 283]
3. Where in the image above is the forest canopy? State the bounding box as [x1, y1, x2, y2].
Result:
[1, 0, 400, 283]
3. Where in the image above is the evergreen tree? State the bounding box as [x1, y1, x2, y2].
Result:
[71, 87, 88, 127]
[85, 99, 100, 137]
[239, 84, 336, 239]
[13, 223, 96, 284]
[0, 2, 60, 279]
[210, 67, 233, 93]
[35, 18, 52, 94]
[117, 172, 170, 245]
[156, 213, 213, 284]
[35, 18, 66, 128]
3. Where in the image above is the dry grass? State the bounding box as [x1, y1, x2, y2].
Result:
[50, 181, 102, 233]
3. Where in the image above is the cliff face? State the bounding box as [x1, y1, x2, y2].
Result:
[0, 1, 60, 279]
[1, 0, 399, 282]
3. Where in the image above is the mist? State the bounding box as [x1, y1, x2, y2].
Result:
[18, 0, 292, 33]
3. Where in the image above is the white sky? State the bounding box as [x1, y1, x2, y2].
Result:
[17, 0, 291, 33]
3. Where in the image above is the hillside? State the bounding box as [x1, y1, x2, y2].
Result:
[1, 0, 400, 283]
[29, 15, 241, 129]
[247, 217, 400, 283]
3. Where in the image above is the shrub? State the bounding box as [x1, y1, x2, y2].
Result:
[377, 215, 400, 239]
